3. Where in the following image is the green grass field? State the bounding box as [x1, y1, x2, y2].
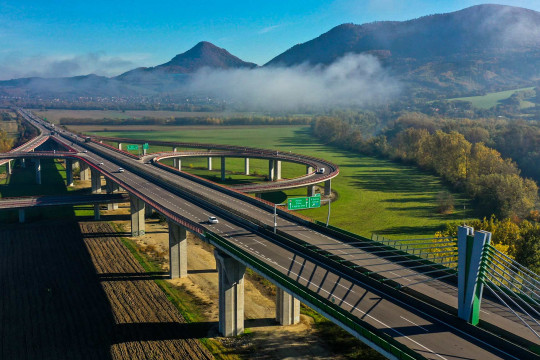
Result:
[449, 87, 535, 109]
[85, 125, 475, 238]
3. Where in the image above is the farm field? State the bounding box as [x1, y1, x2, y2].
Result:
[75, 125, 475, 238]
[0, 221, 214, 360]
[33, 109, 244, 124]
[449, 87, 535, 109]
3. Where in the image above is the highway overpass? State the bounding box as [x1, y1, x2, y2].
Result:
[2, 108, 539, 360]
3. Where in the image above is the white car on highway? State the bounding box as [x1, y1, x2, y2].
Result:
[208, 216, 219, 224]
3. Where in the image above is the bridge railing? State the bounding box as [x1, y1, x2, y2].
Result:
[205, 230, 423, 360]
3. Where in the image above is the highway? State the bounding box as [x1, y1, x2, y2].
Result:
[8, 108, 540, 359]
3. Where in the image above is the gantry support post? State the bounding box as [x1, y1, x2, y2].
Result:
[169, 221, 187, 278]
[207, 157, 213, 170]
[457, 226, 491, 325]
[275, 160, 282, 180]
[244, 158, 250, 175]
[215, 250, 246, 336]
[130, 194, 145, 237]
[91, 169, 101, 194]
[276, 287, 300, 325]
[324, 179, 331, 196]
[221, 157, 226, 181]
[268, 160, 275, 181]
[66, 159, 73, 187]
[34, 159, 41, 185]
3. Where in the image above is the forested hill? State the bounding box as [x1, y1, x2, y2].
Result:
[266, 4, 540, 95]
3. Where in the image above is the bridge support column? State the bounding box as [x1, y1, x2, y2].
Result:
[91, 169, 101, 194]
[34, 159, 41, 185]
[118, 143, 122, 150]
[244, 158, 250, 175]
[221, 157, 226, 181]
[276, 288, 300, 325]
[66, 159, 73, 187]
[307, 185, 315, 197]
[106, 179, 119, 210]
[215, 250, 245, 336]
[18, 209, 25, 223]
[6, 160, 12, 175]
[80, 162, 89, 181]
[207, 157, 213, 170]
[93, 204, 100, 220]
[173, 158, 182, 171]
[275, 160, 282, 180]
[306, 166, 313, 174]
[457, 226, 491, 325]
[268, 160, 275, 181]
[145, 205, 154, 218]
[169, 222, 187, 278]
[20, 158, 25, 168]
[130, 195, 145, 237]
[324, 179, 331, 196]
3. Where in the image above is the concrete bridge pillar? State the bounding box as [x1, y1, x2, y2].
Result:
[6, 160, 12, 175]
[221, 157, 226, 181]
[91, 169, 101, 194]
[215, 250, 246, 336]
[207, 157, 213, 171]
[66, 159, 74, 187]
[106, 179, 119, 210]
[173, 158, 182, 171]
[173, 147, 177, 152]
[307, 185, 315, 197]
[306, 166, 313, 174]
[169, 222, 187, 278]
[118, 143, 122, 150]
[244, 158, 250, 175]
[268, 160, 275, 181]
[18, 209, 25, 223]
[80, 162, 90, 181]
[145, 205, 154, 218]
[94, 204, 100, 220]
[130, 194, 145, 237]
[276, 288, 300, 325]
[20, 158, 25, 168]
[34, 159, 41, 185]
[324, 179, 331, 196]
[275, 160, 282, 180]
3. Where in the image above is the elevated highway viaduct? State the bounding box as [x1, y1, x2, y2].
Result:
[4, 109, 539, 360]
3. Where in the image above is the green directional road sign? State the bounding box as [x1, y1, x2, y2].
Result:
[126, 144, 139, 151]
[143, 143, 149, 150]
[288, 194, 321, 210]
[288, 197, 309, 210]
[310, 193, 321, 208]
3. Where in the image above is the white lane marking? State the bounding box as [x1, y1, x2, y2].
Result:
[400, 316, 429, 332]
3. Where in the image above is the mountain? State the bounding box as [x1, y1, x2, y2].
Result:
[266, 4, 540, 94]
[117, 41, 257, 80]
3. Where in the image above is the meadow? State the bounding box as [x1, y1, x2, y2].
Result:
[449, 87, 535, 109]
[77, 125, 475, 238]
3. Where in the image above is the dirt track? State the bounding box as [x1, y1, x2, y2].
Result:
[0, 221, 213, 360]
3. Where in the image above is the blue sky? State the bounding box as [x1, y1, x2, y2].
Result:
[1, 0, 539, 79]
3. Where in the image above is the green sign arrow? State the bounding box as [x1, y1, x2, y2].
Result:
[309, 194, 321, 208]
[126, 144, 139, 151]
